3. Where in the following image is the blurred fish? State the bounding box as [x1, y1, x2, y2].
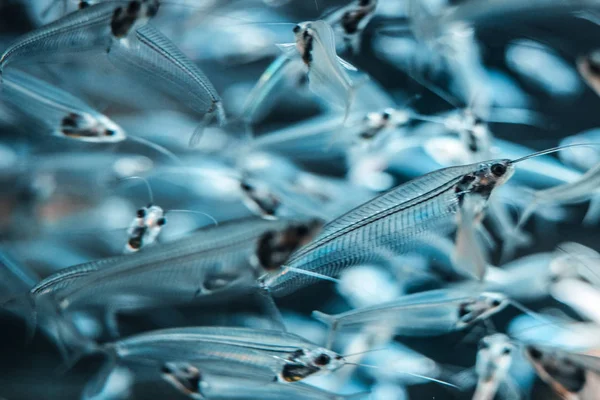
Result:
[27, 218, 321, 337]
[312, 290, 509, 348]
[1, 70, 125, 142]
[282, 20, 364, 124]
[160, 360, 363, 399]
[104, 327, 346, 382]
[525, 344, 600, 400]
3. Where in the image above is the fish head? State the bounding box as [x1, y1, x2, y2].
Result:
[111, 0, 160, 39]
[125, 204, 165, 252]
[59, 112, 126, 143]
[254, 219, 323, 273]
[161, 362, 205, 399]
[292, 22, 314, 65]
[525, 345, 586, 396]
[457, 292, 508, 328]
[456, 159, 514, 200]
[280, 348, 345, 381]
[239, 178, 280, 219]
[476, 334, 514, 382]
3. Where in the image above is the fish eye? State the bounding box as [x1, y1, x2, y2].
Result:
[128, 237, 142, 249]
[314, 353, 331, 366]
[528, 347, 542, 360]
[490, 299, 501, 307]
[161, 364, 172, 374]
[490, 163, 507, 177]
[502, 347, 512, 355]
[293, 25, 301, 33]
[157, 217, 167, 226]
[105, 129, 116, 136]
[137, 208, 146, 218]
[240, 181, 253, 191]
[127, 1, 142, 13]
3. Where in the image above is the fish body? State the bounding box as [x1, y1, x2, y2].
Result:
[0, 1, 159, 72]
[1, 70, 125, 142]
[268, 159, 514, 296]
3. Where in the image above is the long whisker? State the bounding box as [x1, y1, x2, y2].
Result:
[510, 143, 600, 164]
[345, 362, 459, 389]
[343, 347, 389, 358]
[118, 176, 154, 205]
[167, 210, 219, 227]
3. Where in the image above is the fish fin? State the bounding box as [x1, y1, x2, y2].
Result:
[255, 287, 287, 332]
[336, 56, 358, 71]
[500, 202, 537, 264]
[583, 195, 600, 225]
[326, 75, 370, 149]
[189, 102, 227, 148]
[275, 43, 298, 57]
[311, 310, 338, 349]
[80, 344, 124, 399]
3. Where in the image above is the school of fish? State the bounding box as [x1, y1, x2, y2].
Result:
[1, 0, 600, 399]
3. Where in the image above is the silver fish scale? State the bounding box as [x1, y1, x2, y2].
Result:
[108, 24, 221, 115]
[270, 184, 462, 296]
[0, 3, 117, 69]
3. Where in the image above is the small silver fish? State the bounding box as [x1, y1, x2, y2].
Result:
[1, 70, 126, 142]
[106, 327, 345, 383]
[312, 290, 509, 347]
[283, 20, 363, 123]
[160, 360, 362, 400]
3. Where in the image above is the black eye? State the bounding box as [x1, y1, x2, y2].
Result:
[491, 299, 501, 307]
[157, 217, 167, 226]
[293, 25, 300, 33]
[161, 364, 172, 374]
[137, 208, 146, 218]
[490, 163, 507, 177]
[314, 354, 330, 366]
[528, 347, 542, 360]
[382, 111, 391, 120]
[128, 237, 142, 249]
[127, 1, 142, 13]
[502, 347, 512, 355]
[105, 129, 116, 136]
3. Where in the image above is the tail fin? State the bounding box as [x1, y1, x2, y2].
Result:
[80, 344, 129, 400]
[311, 310, 339, 349]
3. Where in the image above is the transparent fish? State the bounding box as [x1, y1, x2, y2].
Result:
[311, 290, 508, 347]
[1, 70, 126, 142]
[0, 0, 159, 72]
